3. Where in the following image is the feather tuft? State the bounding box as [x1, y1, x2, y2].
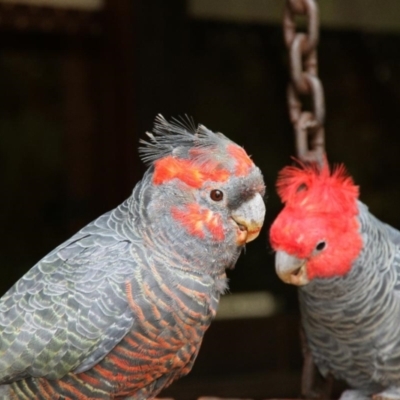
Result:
[139, 114, 229, 166]
[139, 115, 256, 188]
[276, 160, 359, 216]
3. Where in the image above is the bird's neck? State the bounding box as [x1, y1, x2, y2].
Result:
[107, 178, 229, 328]
[116, 174, 232, 293]
[129, 173, 242, 278]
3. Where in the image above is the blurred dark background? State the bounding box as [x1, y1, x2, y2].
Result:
[1, 0, 400, 398]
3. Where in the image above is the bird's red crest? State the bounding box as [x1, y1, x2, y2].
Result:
[276, 162, 359, 216]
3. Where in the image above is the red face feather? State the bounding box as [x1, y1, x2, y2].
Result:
[171, 204, 225, 241]
[270, 162, 363, 279]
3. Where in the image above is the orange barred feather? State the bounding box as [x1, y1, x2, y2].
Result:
[171, 203, 225, 241]
[153, 156, 230, 188]
[227, 144, 253, 177]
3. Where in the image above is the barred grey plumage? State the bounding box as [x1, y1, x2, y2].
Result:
[300, 202, 400, 399]
[0, 115, 266, 399]
[270, 162, 400, 400]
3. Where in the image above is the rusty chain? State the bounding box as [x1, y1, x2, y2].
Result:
[283, 0, 325, 165]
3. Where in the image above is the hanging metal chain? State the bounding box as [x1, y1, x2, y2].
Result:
[283, 0, 325, 165]
[284, 3, 331, 397]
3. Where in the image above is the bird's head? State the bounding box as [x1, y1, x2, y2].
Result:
[269, 161, 363, 286]
[138, 115, 266, 269]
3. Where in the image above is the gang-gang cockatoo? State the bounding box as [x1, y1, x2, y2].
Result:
[0, 115, 266, 399]
[270, 161, 400, 400]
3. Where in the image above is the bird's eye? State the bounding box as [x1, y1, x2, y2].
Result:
[210, 189, 224, 202]
[297, 183, 308, 193]
[315, 241, 326, 251]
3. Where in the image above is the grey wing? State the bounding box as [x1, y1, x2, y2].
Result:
[361, 201, 400, 276]
[383, 222, 400, 247]
[380, 221, 400, 289]
[358, 201, 400, 246]
[0, 211, 140, 384]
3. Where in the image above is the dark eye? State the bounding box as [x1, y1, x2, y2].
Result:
[315, 241, 326, 251]
[297, 183, 308, 193]
[210, 189, 224, 202]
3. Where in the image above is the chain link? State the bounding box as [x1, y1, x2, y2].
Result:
[283, 0, 325, 165]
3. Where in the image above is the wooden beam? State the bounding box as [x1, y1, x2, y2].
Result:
[189, 0, 400, 33]
[0, 3, 102, 35]
[0, 0, 103, 11]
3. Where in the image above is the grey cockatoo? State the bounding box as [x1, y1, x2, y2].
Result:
[270, 161, 400, 400]
[0, 115, 266, 399]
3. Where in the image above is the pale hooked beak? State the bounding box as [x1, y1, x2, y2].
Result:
[232, 192, 266, 244]
[275, 250, 309, 286]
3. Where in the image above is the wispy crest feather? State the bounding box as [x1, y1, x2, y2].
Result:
[276, 161, 359, 215]
[139, 114, 230, 166]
